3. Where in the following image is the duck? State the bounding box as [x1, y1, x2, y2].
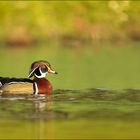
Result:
[0, 60, 58, 95]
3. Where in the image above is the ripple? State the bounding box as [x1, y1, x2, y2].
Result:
[0, 88, 140, 120]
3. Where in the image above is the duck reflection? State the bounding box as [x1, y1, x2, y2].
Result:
[34, 94, 52, 112]
[33, 95, 54, 139]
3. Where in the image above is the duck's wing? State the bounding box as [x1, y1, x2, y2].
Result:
[0, 77, 34, 94]
[0, 77, 33, 87]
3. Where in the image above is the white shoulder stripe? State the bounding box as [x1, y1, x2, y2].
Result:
[0, 82, 2, 87]
[34, 82, 38, 95]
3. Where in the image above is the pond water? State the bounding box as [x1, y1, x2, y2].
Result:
[0, 88, 140, 139]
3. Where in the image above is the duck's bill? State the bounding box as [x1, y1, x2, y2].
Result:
[48, 69, 58, 74]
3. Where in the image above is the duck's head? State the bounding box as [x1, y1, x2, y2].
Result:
[28, 60, 58, 79]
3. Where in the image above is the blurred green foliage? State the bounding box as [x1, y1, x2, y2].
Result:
[0, 1, 139, 46]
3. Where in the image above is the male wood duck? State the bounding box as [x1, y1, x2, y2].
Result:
[0, 60, 57, 95]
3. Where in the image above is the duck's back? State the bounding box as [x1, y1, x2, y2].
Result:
[0, 77, 34, 94]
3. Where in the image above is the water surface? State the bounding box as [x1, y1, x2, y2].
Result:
[0, 88, 140, 139]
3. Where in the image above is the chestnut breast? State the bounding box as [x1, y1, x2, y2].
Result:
[34, 78, 52, 94]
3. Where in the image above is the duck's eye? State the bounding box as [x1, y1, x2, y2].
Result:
[41, 66, 48, 73]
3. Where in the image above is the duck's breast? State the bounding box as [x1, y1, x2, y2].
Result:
[35, 78, 52, 94]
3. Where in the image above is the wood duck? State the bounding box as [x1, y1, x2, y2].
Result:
[0, 60, 58, 95]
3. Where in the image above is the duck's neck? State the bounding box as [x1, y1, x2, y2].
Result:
[33, 77, 52, 95]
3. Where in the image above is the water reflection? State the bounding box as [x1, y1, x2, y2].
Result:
[0, 94, 54, 120]
[0, 88, 140, 121]
[34, 95, 52, 112]
[32, 95, 54, 139]
[0, 89, 140, 139]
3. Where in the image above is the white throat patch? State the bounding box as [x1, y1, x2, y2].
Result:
[34, 67, 47, 78]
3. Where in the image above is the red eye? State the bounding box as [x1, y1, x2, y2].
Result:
[41, 65, 48, 73]
[41, 65, 46, 68]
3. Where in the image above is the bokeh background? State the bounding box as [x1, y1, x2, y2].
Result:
[1, 1, 140, 139]
[1, 1, 140, 90]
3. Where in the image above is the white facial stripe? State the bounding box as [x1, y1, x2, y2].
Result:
[28, 66, 39, 78]
[34, 73, 46, 78]
[34, 67, 47, 78]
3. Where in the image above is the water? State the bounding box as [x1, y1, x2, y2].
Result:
[1, 43, 140, 138]
[0, 88, 140, 139]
